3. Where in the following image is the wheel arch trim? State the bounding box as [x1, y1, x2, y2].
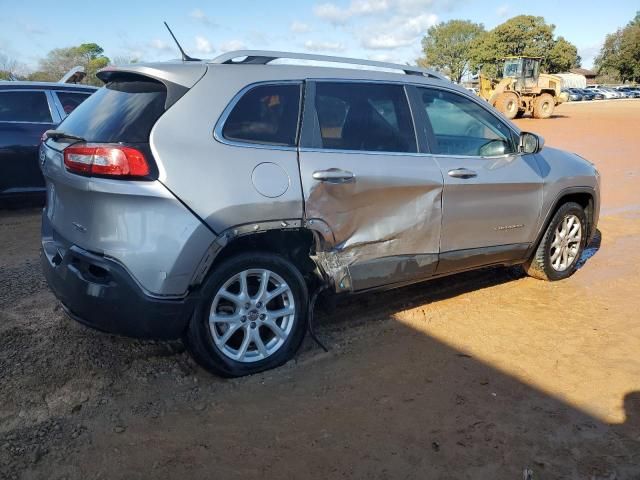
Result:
[527, 186, 597, 259]
[189, 219, 329, 289]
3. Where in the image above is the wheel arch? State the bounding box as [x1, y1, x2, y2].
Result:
[190, 224, 326, 291]
[538, 89, 558, 101]
[528, 187, 596, 259]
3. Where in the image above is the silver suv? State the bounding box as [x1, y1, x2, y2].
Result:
[40, 51, 600, 377]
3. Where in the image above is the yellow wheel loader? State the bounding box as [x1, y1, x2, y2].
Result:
[479, 57, 568, 119]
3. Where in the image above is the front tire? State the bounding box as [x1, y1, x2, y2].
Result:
[495, 92, 519, 119]
[525, 202, 587, 281]
[185, 252, 309, 377]
[533, 93, 555, 119]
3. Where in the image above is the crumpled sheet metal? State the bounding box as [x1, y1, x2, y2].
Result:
[307, 174, 443, 292]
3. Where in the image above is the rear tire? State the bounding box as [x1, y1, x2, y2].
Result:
[185, 252, 308, 377]
[533, 93, 555, 119]
[525, 202, 587, 281]
[495, 92, 519, 119]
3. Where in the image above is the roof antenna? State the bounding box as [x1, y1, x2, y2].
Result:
[164, 21, 201, 62]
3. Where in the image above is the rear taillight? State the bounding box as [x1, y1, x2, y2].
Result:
[63, 144, 150, 178]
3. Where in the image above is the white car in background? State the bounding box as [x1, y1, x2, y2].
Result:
[603, 87, 623, 98]
[591, 88, 617, 99]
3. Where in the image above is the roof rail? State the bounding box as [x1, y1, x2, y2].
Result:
[210, 50, 448, 81]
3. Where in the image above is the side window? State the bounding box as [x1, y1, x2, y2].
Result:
[222, 83, 301, 147]
[55, 91, 92, 116]
[418, 88, 516, 157]
[0, 91, 52, 123]
[314, 82, 416, 153]
[524, 59, 534, 78]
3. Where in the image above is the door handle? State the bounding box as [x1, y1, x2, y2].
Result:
[447, 168, 477, 179]
[312, 168, 355, 184]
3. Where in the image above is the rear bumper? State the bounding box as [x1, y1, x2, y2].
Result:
[41, 222, 197, 340]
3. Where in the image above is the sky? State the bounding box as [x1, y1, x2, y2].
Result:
[0, 0, 638, 71]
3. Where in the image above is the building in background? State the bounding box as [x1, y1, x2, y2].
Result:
[570, 68, 597, 85]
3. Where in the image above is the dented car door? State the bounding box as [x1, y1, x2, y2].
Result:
[298, 81, 444, 292]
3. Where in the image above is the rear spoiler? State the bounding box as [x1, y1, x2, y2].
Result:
[97, 62, 207, 108]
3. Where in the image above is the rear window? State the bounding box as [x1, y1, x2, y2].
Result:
[0, 90, 52, 123]
[54, 91, 92, 116]
[57, 79, 167, 143]
[222, 84, 301, 147]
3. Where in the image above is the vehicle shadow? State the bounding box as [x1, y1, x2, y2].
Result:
[319, 264, 525, 330]
[577, 228, 602, 269]
[319, 228, 602, 329]
[515, 114, 570, 121]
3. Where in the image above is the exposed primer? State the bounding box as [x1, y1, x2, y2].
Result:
[314, 251, 352, 292]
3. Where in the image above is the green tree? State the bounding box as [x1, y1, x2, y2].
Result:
[595, 12, 640, 83]
[471, 15, 580, 75]
[417, 20, 485, 83]
[547, 37, 581, 73]
[30, 43, 110, 85]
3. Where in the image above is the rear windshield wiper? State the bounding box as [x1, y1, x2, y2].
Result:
[44, 130, 86, 142]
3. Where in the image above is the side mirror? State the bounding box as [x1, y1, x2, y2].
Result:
[519, 132, 545, 154]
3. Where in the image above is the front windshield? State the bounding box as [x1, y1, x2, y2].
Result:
[503, 59, 522, 78]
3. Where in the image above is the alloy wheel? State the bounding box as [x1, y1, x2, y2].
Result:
[209, 269, 296, 363]
[549, 214, 582, 272]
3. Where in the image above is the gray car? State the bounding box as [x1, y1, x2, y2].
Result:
[40, 51, 600, 377]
